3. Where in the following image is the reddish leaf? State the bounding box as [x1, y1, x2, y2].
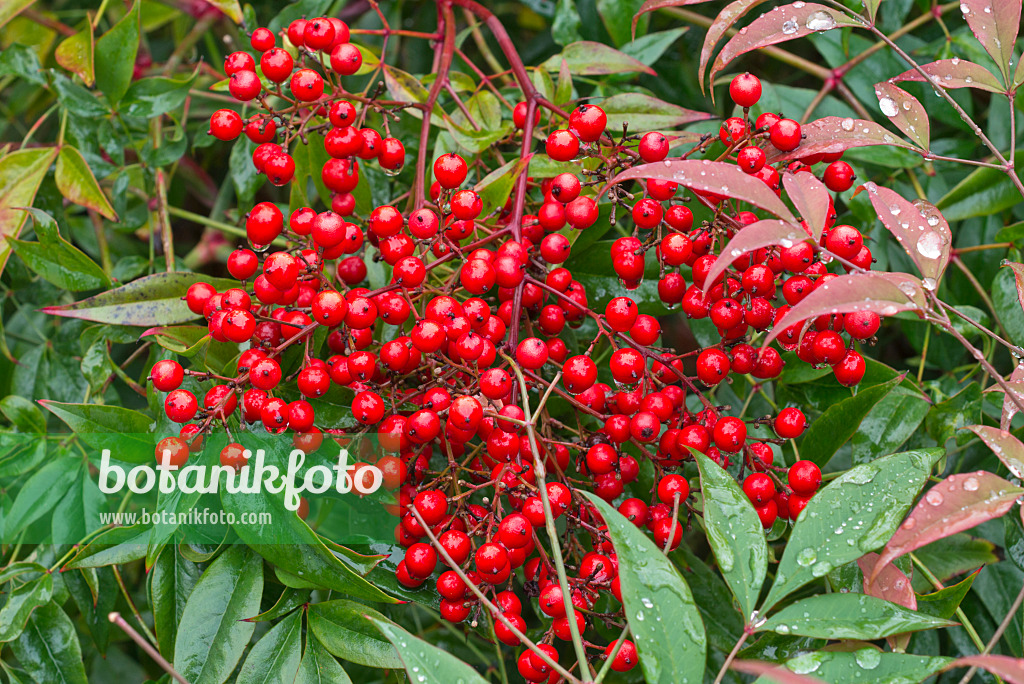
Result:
[871, 472, 1024, 582]
[698, 0, 768, 89]
[710, 4, 860, 86]
[986, 370, 1024, 430]
[858, 552, 916, 611]
[874, 81, 930, 150]
[632, 0, 716, 39]
[765, 117, 921, 163]
[703, 219, 808, 293]
[958, 0, 1020, 83]
[729, 660, 825, 683]
[763, 272, 925, 347]
[783, 171, 831, 241]
[858, 183, 951, 286]
[947, 655, 1024, 684]
[891, 59, 1005, 93]
[964, 425, 1024, 480]
[1003, 262, 1024, 316]
[606, 159, 796, 222]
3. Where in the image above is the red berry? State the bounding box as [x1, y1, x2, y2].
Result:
[433, 153, 468, 188]
[729, 72, 762, 108]
[769, 118, 802, 151]
[151, 359, 184, 392]
[546, 129, 580, 162]
[823, 160, 855, 192]
[569, 104, 607, 142]
[774, 407, 807, 439]
[209, 109, 243, 140]
[789, 460, 822, 494]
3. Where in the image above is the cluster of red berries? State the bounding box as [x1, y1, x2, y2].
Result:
[160, 26, 889, 674]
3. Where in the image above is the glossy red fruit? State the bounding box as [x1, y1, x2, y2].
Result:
[729, 72, 762, 107]
[769, 118, 802, 151]
[789, 460, 822, 494]
[774, 407, 807, 439]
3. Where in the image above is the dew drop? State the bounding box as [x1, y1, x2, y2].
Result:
[781, 18, 799, 34]
[841, 118, 855, 131]
[964, 476, 980, 491]
[805, 10, 837, 31]
[878, 97, 899, 117]
[925, 488, 944, 506]
[916, 231, 942, 259]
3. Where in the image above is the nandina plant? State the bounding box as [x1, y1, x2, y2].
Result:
[1, 0, 1024, 682]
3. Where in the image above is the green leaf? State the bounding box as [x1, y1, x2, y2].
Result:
[915, 569, 979, 619]
[54, 23, 95, 86]
[65, 524, 150, 568]
[0, 396, 46, 433]
[601, 92, 711, 131]
[41, 272, 235, 326]
[221, 486, 397, 603]
[0, 0, 33, 30]
[798, 375, 903, 467]
[307, 600, 401, 669]
[236, 610, 303, 684]
[621, 27, 687, 65]
[52, 72, 109, 117]
[694, 451, 768, 620]
[230, 138, 263, 206]
[936, 150, 1024, 221]
[474, 156, 527, 219]
[762, 448, 944, 610]
[0, 147, 59, 278]
[11, 208, 110, 291]
[368, 617, 489, 684]
[148, 545, 202, 661]
[760, 593, 955, 639]
[541, 41, 656, 75]
[121, 70, 198, 119]
[0, 576, 54, 642]
[0, 562, 48, 585]
[925, 383, 983, 447]
[752, 649, 951, 684]
[40, 400, 154, 462]
[204, 0, 242, 22]
[3, 457, 82, 539]
[850, 389, 930, 465]
[95, 0, 140, 104]
[551, 0, 583, 47]
[0, 44, 44, 84]
[10, 602, 88, 684]
[173, 546, 263, 684]
[581, 492, 706, 684]
[294, 636, 352, 684]
[597, 0, 646, 47]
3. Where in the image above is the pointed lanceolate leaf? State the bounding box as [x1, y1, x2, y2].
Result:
[964, 425, 1024, 479]
[55, 23, 95, 86]
[236, 610, 303, 684]
[602, 93, 713, 131]
[307, 600, 401, 669]
[871, 472, 1024, 581]
[11, 208, 110, 291]
[294, 637, 352, 684]
[751, 650, 951, 684]
[958, 0, 1019, 83]
[40, 400, 155, 462]
[608, 160, 796, 222]
[0, 146, 59, 278]
[873, 82, 929, 151]
[368, 617, 489, 684]
[41, 272, 235, 326]
[947, 655, 1024, 683]
[859, 183, 951, 286]
[582, 491, 706, 684]
[916, 570, 979, 619]
[173, 546, 263, 684]
[10, 602, 88, 684]
[991, 370, 1024, 430]
[798, 375, 903, 468]
[1002, 262, 1024, 325]
[764, 272, 924, 347]
[759, 593, 954, 639]
[730, 660, 825, 684]
[936, 150, 1024, 221]
[783, 172, 831, 241]
[766, 117, 920, 163]
[762, 449, 943, 609]
[891, 59, 1005, 93]
[694, 451, 768, 620]
[699, 0, 768, 89]
[0, 576, 54, 642]
[710, 4, 860, 86]
[95, 0, 140, 104]
[541, 41, 656, 75]
[704, 220, 808, 297]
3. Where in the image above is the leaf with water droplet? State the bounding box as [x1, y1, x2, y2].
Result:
[703, 220, 808, 297]
[857, 183, 951, 285]
[765, 116, 920, 164]
[709, 3, 858, 86]
[871, 472, 1024, 583]
[783, 172, 831, 242]
[762, 449, 943, 610]
[759, 593, 955, 640]
[873, 81, 930, 150]
[797, 375, 903, 468]
[729, 659, 825, 684]
[763, 272, 924, 348]
[368, 616, 489, 684]
[751, 650, 950, 684]
[891, 58, 1005, 93]
[957, 0, 1019, 84]
[582, 492, 706, 684]
[694, 450, 768, 620]
[606, 160, 796, 222]
[964, 425, 1024, 479]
